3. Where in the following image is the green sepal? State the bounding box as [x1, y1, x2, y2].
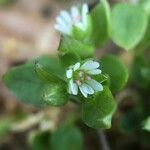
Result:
[35, 63, 63, 84]
[42, 84, 69, 106]
[72, 15, 93, 43]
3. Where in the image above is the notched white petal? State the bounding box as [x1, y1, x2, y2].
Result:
[82, 83, 94, 95]
[70, 79, 78, 95]
[82, 4, 89, 28]
[87, 69, 102, 75]
[86, 79, 103, 92]
[60, 10, 71, 23]
[81, 60, 100, 71]
[71, 6, 80, 18]
[82, 3, 88, 15]
[66, 69, 73, 78]
[79, 85, 88, 98]
[73, 62, 80, 71]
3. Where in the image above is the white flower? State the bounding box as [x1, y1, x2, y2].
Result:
[66, 60, 103, 98]
[54, 3, 89, 35]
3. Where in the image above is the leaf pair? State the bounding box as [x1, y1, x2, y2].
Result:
[3, 56, 68, 107]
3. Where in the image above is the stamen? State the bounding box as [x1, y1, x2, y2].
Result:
[86, 76, 91, 81]
[80, 77, 84, 81]
[76, 80, 82, 86]
[72, 15, 81, 25]
[78, 71, 84, 77]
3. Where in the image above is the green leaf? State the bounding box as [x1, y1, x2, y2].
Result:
[42, 84, 69, 106]
[91, 0, 111, 47]
[141, 67, 150, 82]
[82, 86, 116, 129]
[111, 3, 148, 50]
[137, 21, 150, 50]
[142, 0, 150, 16]
[100, 55, 129, 93]
[50, 125, 83, 150]
[35, 61, 65, 83]
[58, 36, 94, 58]
[59, 53, 80, 68]
[131, 53, 150, 89]
[35, 56, 65, 81]
[35, 63, 60, 83]
[3, 56, 61, 107]
[143, 117, 150, 132]
[120, 110, 144, 133]
[31, 131, 51, 150]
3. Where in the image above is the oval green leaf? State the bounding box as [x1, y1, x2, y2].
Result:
[100, 55, 129, 93]
[82, 86, 116, 129]
[111, 3, 148, 50]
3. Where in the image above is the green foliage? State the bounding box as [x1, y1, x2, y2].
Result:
[2, 0, 132, 130]
[111, 3, 148, 50]
[31, 132, 51, 150]
[141, 67, 150, 82]
[58, 36, 94, 58]
[91, 0, 111, 47]
[0, 119, 11, 137]
[142, 0, 150, 16]
[120, 110, 144, 133]
[143, 117, 150, 131]
[131, 51, 150, 89]
[100, 55, 129, 93]
[59, 53, 80, 68]
[137, 21, 150, 50]
[82, 86, 116, 129]
[3, 56, 63, 107]
[50, 125, 83, 150]
[35, 63, 62, 83]
[0, 0, 13, 7]
[42, 84, 69, 106]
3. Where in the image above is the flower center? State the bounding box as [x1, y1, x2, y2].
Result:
[74, 70, 91, 86]
[72, 15, 82, 25]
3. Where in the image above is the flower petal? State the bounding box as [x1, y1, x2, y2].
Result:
[86, 79, 103, 91]
[82, 3, 89, 26]
[73, 62, 80, 71]
[71, 6, 80, 19]
[60, 10, 71, 23]
[79, 85, 88, 98]
[70, 79, 78, 95]
[66, 69, 73, 78]
[82, 3, 88, 15]
[54, 24, 66, 33]
[55, 22, 71, 35]
[87, 69, 102, 75]
[56, 17, 72, 34]
[81, 60, 100, 71]
[81, 83, 94, 95]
